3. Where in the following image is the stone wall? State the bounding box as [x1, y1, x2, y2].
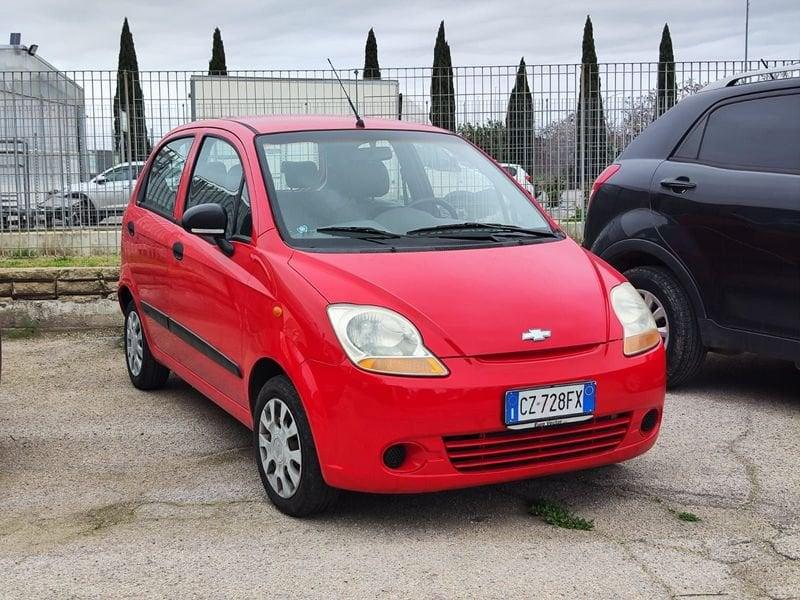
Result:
[0, 267, 121, 330]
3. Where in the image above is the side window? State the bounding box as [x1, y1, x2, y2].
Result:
[672, 120, 704, 161]
[104, 164, 140, 182]
[186, 137, 251, 239]
[100, 167, 122, 182]
[697, 94, 800, 172]
[141, 137, 193, 216]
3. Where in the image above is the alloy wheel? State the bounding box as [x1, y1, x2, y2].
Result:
[258, 398, 302, 498]
[126, 310, 144, 376]
[638, 289, 669, 348]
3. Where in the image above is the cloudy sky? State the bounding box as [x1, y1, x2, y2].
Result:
[5, 0, 799, 71]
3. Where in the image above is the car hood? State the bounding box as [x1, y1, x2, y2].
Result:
[40, 182, 95, 206]
[289, 239, 616, 358]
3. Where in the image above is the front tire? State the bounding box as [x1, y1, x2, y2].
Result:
[254, 376, 338, 517]
[124, 300, 169, 390]
[625, 266, 706, 388]
[76, 198, 98, 227]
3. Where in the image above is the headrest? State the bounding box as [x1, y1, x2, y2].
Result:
[197, 161, 228, 188]
[282, 161, 319, 189]
[226, 163, 243, 192]
[347, 160, 389, 198]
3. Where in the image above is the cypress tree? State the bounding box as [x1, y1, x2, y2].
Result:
[430, 21, 456, 131]
[505, 57, 535, 174]
[656, 24, 676, 117]
[209, 27, 228, 75]
[576, 15, 610, 186]
[113, 18, 151, 162]
[363, 28, 381, 79]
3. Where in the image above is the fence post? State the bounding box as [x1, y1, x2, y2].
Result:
[578, 65, 586, 220]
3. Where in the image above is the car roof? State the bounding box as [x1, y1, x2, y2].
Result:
[702, 64, 800, 91]
[171, 115, 451, 136]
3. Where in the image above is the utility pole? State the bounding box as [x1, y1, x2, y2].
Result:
[744, 0, 750, 64]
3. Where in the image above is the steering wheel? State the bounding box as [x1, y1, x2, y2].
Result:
[406, 197, 459, 219]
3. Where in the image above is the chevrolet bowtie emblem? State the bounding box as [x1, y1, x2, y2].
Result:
[522, 328, 552, 342]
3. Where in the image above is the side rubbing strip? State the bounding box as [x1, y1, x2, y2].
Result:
[140, 301, 242, 378]
[141, 302, 169, 329]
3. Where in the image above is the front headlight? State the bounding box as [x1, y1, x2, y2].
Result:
[326, 304, 448, 376]
[610, 283, 661, 356]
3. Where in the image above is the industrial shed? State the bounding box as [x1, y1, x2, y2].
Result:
[0, 36, 86, 225]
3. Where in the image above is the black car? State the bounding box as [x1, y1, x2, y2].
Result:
[584, 65, 800, 387]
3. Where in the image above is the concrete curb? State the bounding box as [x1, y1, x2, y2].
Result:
[0, 266, 121, 330]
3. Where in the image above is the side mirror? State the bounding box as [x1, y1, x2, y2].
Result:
[181, 203, 233, 256]
[95, 175, 106, 185]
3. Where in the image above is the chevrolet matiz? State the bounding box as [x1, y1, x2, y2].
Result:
[119, 116, 665, 516]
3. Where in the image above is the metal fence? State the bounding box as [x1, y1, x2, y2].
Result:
[0, 60, 796, 256]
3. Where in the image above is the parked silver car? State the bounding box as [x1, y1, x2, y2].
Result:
[38, 162, 144, 226]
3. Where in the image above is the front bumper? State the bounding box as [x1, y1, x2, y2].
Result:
[296, 340, 665, 493]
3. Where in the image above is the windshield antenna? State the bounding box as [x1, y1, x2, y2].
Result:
[327, 58, 365, 128]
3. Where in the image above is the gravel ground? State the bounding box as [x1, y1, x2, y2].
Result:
[1, 331, 798, 599]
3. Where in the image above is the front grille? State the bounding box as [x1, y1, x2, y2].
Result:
[443, 413, 632, 473]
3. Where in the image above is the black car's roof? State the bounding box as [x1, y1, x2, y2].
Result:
[621, 76, 800, 160]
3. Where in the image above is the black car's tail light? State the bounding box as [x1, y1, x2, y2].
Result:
[589, 164, 621, 204]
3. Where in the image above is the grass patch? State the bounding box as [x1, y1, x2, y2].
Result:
[676, 511, 701, 522]
[529, 499, 594, 531]
[5, 328, 38, 340]
[0, 255, 119, 269]
[4, 320, 39, 339]
[665, 506, 702, 522]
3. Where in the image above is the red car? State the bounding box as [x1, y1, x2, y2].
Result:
[119, 116, 665, 516]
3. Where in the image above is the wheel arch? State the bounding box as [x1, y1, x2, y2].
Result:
[600, 239, 707, 319]
[247, 357, 288, 419]
[68, 192, 93, 204]
[117, 284, 133, 314]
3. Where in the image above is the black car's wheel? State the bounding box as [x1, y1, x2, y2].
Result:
[625, 266, 706, 388]
[123, 299, 170, 390]
[75, 198, 98, 227]
[253, 375, 338, 517]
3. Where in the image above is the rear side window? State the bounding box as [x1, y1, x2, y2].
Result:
[697, 94, 800, 172]
[186, 136, 251, 239]
[103, 165, 141, 182]
[141, 137, 193, 216]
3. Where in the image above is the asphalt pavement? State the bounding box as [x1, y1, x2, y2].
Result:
[1, 331, 798, 599]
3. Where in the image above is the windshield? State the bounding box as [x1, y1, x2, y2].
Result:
[256, 129, 556, 251]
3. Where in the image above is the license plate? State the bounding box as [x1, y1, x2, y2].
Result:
[504, 381, 596, 430]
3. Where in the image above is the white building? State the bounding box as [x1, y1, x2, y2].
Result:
[0, 34, 86, 223]
[190, 74, 427, 123]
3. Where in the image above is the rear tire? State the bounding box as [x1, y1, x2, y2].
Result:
[254, 376, 338, 517]
[124, 300, 170, 390]
[625, 266, 706, 388]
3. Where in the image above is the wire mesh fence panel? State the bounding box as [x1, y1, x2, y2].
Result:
[0, 60, 796, 256]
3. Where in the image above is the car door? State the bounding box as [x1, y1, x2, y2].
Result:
[167, 131, 258, 403]
[651, 91, 800, 339]
[124, 136, 195, 355]
[87, 166, 116, 213]
[104, 163, 141, 212]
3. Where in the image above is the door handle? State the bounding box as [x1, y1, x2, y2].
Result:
[660, 177, 697, 192]
[126, 221, 135, 235]
[172, 242, 184, 261]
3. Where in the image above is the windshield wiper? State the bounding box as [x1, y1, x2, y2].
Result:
[406, 222, 559, 239]
[315, 226, 403, 242]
